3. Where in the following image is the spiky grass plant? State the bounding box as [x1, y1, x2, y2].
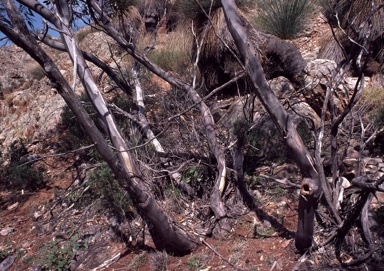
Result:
[254, 0, 313, 39]
[317, 0, 351, 27]
[177, 0, 253, 19]
[318, 0, 384, 66]
[358, 86, 384, 127]
[150, 250, 168, 271]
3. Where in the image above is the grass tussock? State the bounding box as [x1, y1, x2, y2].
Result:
[0, 139, 46, 191]
[317, 0, 351, 27]
[254, 0, 314, 39]
[317, 28, 347, 62]
[28, 64, 46, 81]
[76, 27, 96, 43]
[176, 0, 254, 19]
[145, 27, 193, 74]
[358, 86, 384, 127]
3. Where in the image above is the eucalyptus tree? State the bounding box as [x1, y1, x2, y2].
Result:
[1, 0, 383, 264]
[0, 0, 198, 254]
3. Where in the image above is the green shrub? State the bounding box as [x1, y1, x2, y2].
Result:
[59, 94, 101, 157]
[0, 139, 45, 191]
[88, 163, 132, 219]
[36, 233, 87, 271]
[374, 206, 384, 224]
[0, 82, 4, 99]
[248, 121, 289, 164]
[110, 94, 134, 133]
[182, 166, 204, 184]
[254, 0, 313, 39]
[234, 117, 312, 171]
[0, 249, 8, 262]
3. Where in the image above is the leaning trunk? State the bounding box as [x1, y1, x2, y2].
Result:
[4, 0, 198, 254]
[220, 0, 322, 251]
[88, 0, 231, 236]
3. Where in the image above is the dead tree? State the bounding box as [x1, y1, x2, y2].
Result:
[0, 0, 198, 254]
[220, 0, 322, 251]
[86, 0, 232, 236]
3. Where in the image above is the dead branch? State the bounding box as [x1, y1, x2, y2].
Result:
[259, 174, 300, 189]
[202, 239, 245, 271]
[16, 144, 96, 168]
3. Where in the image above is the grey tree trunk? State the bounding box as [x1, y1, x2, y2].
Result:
[1, 0, 197, 254]
[88, 0, 231, 235]
[220, 0, 322, 251]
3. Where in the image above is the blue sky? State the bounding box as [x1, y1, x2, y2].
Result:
[1, 9, 86, 46]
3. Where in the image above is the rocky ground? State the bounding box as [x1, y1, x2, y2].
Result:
[1, 9, 384, 271]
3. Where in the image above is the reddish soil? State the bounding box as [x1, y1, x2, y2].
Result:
[0, 150, 304, 271]
[0, 11, 340, 271]
[0, 175, 301, 271]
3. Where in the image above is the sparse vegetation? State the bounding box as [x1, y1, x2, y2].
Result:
[127, 251, 147, 271]
[88, 163, 133, 220]
[150, 250, 168, 271]
[255, 226, 276, 238]
[35, 233, 88, 271]
[186, 253, 207, 271]
[0, 139, 46, 191]
[75, 27, 94, 43]
[146, 28, 192, 73]
[28, 64, 46, 81]
[254, 0, 314, 39]
[229, 239, 246, 265]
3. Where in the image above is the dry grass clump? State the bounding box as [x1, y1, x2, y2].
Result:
[358, 86, 384, 127]
[317, 0, 351, 27]
[28, 64, 46, 81]
[150, 250, 168, 271]
[110, 5, 143, 42]
[317, 0, 384, 68]
[317, 28, 347, 63]
[145, 27, 193, 75]
[76, 27, 96, 43]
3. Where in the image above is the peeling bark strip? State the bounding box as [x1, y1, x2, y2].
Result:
[220, 0, 321, 251]
[87, 0, 230, 235]
[2, 0, 197, 254]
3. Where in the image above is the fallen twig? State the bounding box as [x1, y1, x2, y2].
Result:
[16, 144, 96, 168]
[202, 239, 245, 271]
[260, 174, 301, 189]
